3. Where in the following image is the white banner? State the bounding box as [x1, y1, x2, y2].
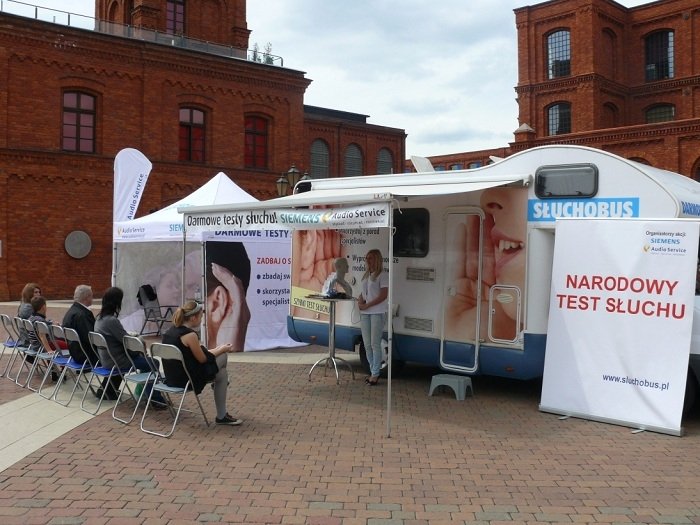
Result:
[203, 234, 302, 351]
[113, 148, 152, 222]
[185, 203, 391, 234]
[540, 219, 699, 435]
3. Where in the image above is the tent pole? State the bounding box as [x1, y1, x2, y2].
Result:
[200, 240, 207, 347]
[111, 241, 117, 287]
[181, 220, 187, 306]
[386, 206, 394, 438]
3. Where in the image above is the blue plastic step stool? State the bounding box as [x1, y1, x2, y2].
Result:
[428, 374, 474, 400]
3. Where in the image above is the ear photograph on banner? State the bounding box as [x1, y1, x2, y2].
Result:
[203, 234, 303, 352]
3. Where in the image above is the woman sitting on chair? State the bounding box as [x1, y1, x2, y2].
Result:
[95, 286, 164, 406]
[162, 300, 243, 426]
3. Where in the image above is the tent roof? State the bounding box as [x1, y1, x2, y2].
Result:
[114, 172, 258, 242]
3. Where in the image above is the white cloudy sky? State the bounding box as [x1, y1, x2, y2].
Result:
[29, 0, 651, 157]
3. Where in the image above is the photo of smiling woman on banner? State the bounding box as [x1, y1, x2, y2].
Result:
[444, 187, 527, 343]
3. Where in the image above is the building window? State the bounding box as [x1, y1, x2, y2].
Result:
[602, 102, 619, 129]
[344, 144, 363, 177]
[377, 148, 393, 174]
[602, 29, 617, 80]
[178, 107, 205, 162]
[645, 30, 674, 81]
[645, 104, 675, 124]
[693, 159, 700, 182]
[547, 30, 571, 79]
[166, 0, 185, 34]
[310, 139, 329, 179]
[62, 91, 96, 153]
[245, 115, 268, 169]
[468, 161, 482, 169]
[547, 102, 571, 135]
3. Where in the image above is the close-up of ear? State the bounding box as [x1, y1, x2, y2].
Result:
[208, 285, 230, 325]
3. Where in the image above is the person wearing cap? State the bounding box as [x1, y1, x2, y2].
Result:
[161, 300, 243, 426]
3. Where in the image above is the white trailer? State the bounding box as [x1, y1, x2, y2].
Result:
[181, 145, 700, 408]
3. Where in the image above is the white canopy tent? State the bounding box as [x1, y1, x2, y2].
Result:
[179, 169, 531, 436]
[113, 171, 257, 243]
[112, 172, 300, 350]
[113, 172, 258, 332]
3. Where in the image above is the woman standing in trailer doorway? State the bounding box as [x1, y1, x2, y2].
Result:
[357, 249, 388, 386]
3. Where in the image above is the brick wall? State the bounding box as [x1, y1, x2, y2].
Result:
[0, 9, 405, 301]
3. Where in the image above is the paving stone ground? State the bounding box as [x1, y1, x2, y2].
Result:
[1, 353, 700, 525]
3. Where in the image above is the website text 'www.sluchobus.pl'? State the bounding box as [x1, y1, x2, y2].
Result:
[602, 373, 670, 391]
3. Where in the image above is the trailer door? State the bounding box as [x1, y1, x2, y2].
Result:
[440, 208, 485, 373]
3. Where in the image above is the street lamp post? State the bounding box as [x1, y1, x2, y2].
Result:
[276, 164, 307, 196]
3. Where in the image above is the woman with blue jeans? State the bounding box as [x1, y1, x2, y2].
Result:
[358, 249, 388, 386]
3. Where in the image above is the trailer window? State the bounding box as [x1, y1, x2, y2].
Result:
[535, 164, 598, 198]
[393, 208, 429, 257]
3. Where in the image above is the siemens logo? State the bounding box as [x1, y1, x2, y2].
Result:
[528, 198, 639, 222]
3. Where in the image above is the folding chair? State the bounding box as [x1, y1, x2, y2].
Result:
[4, 316, 29, 381]
[112, 335, 158, 424]
[14, 318, 43, 389]
[137, 284, 176, 336]
[0, 313, 21, 378]
[54, 327, 94, 407]
[34, 321, 70, 399]
[141, 343, 210, 438]
[80, 331, 130, 415]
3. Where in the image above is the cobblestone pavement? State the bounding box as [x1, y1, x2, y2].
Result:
[1, 354, 700, 524]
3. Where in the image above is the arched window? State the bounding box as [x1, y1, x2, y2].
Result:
[602, 102, 619, 129]
[547, 102, 571, 135]
[245, 115, 268, 169]
[344, 144, 363, 177]
[376, 148, 393, 174]
[107, 1, 118, 23]
[547, 29, 570, 79]
[602, 29, 617, 80]
[310, 139, 330, 179]
[166, 0, 185, 34]
[179, 107, 205, 162]
[645, 30, 674, 81]
[645, 104, 675, 124]
[62, 91, 96, 153]
[691, 158, 700, 182]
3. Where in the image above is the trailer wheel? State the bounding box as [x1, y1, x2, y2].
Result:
[358, 339, 404, 378]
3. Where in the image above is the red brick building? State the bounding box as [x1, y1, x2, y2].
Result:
[418, 0, 700, 178]
[0, 0, 405, 300]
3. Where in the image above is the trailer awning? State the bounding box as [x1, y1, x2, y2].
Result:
[179, 173, 531, 216]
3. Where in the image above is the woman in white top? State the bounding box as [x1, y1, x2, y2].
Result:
[357, 249, 389, 385]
